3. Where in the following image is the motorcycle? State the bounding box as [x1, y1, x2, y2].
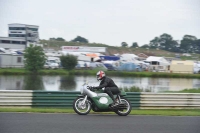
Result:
[73, 82, 132, 116]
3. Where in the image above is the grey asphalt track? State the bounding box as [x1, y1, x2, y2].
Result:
[0, 113, 200, 133]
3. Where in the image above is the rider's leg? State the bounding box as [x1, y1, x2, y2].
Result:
[104, 87, 115, 102]
[105, 87, 120, 106]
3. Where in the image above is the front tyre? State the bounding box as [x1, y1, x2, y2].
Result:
[73, 97, 91, 115]
[115, 98, 132, 116]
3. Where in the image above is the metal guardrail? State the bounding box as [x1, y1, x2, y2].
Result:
[0, 90, 80, 108]
[138, 93, 200, 109]
[0, 90, 200, 109]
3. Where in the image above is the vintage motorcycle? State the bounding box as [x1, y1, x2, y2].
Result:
[73, 82, 132, 116]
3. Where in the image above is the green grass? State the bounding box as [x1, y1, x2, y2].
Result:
[120, 86, 142, 92]
[178, 88, 200, 93]
[121, 86, 200, 93]
[166, 88, 200, 93]
[0, 108, 200, 116]
[130, 109, 200, 116]
[120, 86, 152, 92]
[1, 68, 200, 79]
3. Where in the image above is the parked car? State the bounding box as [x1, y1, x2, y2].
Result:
[44, 62, 59, 69]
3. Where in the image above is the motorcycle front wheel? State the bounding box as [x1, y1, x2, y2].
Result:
[115, 98, 132, 116]
[73, 97, 91, 115]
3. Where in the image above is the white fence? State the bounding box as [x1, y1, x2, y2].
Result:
[0, 90, 200, 109]
[139, 93, 200, 109]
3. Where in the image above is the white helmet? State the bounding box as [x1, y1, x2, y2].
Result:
[96, 71, 105, 81]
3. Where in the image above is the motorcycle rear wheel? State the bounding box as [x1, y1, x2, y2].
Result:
[115, 98, 132, 116]
[73, 97, 91, 115]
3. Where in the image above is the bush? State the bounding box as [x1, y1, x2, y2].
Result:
[24, 45, 46, 73]
[120, 86, 142, 92]
[60, 55, 78, 70]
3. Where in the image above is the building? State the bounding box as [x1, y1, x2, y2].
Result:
[146, 56, 170, 72]
[8, 23, 39, 42]
[0, 23, 39, 49]
[170, 60, 194, 74]
[0, 37, 26, 49]
[0, 53, 24, 68]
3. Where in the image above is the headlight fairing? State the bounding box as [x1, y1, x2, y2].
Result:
[80, 86, 84, 94]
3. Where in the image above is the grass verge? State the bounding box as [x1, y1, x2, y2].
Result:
[1, 68, 200, 79]
[166, 88, 200, 93]
[0, 108, 200, 116]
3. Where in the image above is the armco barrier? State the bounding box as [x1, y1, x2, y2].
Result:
[138, 92, 200, 109]
[0, 90, 200, 109]
[0, 90, 80, 108]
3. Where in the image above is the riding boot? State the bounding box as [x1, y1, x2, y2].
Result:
[108, 93, 118, 107]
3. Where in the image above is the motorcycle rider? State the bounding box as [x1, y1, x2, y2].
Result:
[91, 70, 121, 107]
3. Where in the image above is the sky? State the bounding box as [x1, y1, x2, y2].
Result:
[0, 0, 200, 47]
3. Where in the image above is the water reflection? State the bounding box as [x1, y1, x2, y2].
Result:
[23, 75, 44, 90]
[0, 75, 200, 92]
[42, 76, 61, 91]
[0, 75, 24, 90]
[59, 76, 76, 90]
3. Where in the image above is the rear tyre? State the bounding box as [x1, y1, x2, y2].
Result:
[115, 98, 132, 116]
[73, 97, 91, 115]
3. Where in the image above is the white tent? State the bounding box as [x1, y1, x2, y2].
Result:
[146, 56, 170, 66]
[194, 63, 200, 74]
[120, 54, 138, 61]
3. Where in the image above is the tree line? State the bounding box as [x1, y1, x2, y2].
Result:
[122, 33, 200, 54]
[48, 33, 200, 54]
[49, 36, 88, 43]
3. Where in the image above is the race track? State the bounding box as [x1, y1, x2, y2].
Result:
[0, 113, 199, 133]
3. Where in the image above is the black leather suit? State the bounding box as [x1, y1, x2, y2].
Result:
[94, 76, 120, 102]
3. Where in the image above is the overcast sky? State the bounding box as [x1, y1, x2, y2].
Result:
[0, 0, 199, 46]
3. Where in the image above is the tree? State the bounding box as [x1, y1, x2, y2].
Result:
[24, 45, 46, 73]
[149, 33, 179, 52]
[180, 35, 198, 53]
[49, 37, 56, 41]
[130, 42, 139, 48]
[195, 39, 200, 53]
[71, 36, 89, 43]
[140, 44, 149, 48]
[121, 42, 128, 47]
[159, 33, 174, 50]
[59, 76, 76, 90]
[149, 37, 160, 49]
[60, 55, 78, 70]
[23, 75, 44, 90]
[49, 37, 65, 41]
[56, 37, 65, 41]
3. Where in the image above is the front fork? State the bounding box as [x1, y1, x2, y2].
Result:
[81, 95, 88, 105]
[78, 95, 88, 109]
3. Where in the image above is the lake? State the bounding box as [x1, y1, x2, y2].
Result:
[0, 75, 200, 92]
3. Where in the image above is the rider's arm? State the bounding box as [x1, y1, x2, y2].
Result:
[94, 80, 109, 89]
